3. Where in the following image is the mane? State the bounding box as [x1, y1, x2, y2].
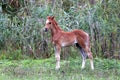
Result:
[53, 19, 58, 26]
[47, 16, 62, 31]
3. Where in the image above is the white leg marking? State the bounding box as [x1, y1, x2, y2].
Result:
[81, 59, 86, 69]
[55, 53, 60, 70]
[88, 53, 94, 70]
[90, 60, 94, 70]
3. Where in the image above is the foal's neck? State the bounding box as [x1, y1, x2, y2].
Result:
[51, 24, 62, 37]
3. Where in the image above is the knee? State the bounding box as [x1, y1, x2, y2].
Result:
[55, 55, 60, 61]
[88, 53, 93, 59]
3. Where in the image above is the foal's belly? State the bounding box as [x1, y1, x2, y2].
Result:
[61, 39, 77, 47]
[58, 33, 77, 47]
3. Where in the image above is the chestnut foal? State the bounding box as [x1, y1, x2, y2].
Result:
[44, 16, 94, 70]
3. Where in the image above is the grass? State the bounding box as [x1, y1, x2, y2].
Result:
[0, 57, 120, 80]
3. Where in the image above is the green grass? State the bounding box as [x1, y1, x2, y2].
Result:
[0, 57, 120, 80]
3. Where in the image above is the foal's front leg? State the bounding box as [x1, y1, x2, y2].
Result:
[54, 45, 61, 70]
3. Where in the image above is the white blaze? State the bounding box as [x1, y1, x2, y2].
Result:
[46, 19, 50, 24]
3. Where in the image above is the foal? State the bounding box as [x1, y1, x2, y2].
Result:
[44, 16, 94, 70]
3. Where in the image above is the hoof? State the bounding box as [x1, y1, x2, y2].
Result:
[81, 67, 85, 70]
[81, 66, 85, 70]
[55, 66, 60, 70]
[91, 67, 94, 70]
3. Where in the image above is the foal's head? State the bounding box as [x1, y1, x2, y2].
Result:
[44, 16, 57, 32]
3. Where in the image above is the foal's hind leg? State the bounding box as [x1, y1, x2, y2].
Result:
[77, 38, 94, 70]
[76, 43, 87, 69]
[84, 47, 94, 70]
[80, 48, 87, 69]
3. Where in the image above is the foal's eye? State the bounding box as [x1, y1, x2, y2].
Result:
[48, 22, 51, 24]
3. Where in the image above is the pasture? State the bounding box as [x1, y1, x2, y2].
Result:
[0, 0, 120, 80]
[0, 57, 120, 80]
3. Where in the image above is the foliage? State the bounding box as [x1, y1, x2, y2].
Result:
[0, 57, 120, 80]
[0, 0, 120, 59]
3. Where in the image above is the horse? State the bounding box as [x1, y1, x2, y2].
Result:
[44, 16, 94, 70]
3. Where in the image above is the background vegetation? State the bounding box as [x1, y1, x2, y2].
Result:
[0, 0, 120, 59]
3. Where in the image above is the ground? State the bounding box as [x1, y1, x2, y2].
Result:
[0, 57, 120, 80]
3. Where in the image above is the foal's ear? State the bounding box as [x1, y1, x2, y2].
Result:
[51, 16, 54, 20]
[47, 16, 54, 20]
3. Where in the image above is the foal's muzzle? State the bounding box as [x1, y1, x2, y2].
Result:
[44, 28, 48, 32]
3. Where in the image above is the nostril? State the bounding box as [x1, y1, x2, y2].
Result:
[45, 28, 48, 32]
